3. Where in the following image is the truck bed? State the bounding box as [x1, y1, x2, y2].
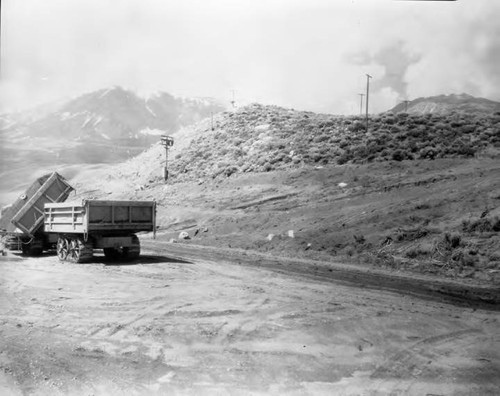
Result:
[44, 200, 156, 235]
[0, 172, 73, 236]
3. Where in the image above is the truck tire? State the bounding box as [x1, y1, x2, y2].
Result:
[67, 237, 93, 263]
[56, 237, 69, 261]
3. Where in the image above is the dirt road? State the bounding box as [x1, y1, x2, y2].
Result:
[0, 244, 499, 395]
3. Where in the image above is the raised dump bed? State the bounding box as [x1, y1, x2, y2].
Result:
[0, 172, 74, 255]
[44, 200, 156, 263]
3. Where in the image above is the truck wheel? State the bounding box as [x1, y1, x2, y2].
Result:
[67, 237, 93, 263]
[57, 237, 69, 261]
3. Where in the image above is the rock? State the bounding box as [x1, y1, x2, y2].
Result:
[178, 232, 190, 240]
[203, 227, 209, 232]
[338, 182, 348, 188]
[305, 243, 312, 250]
[169, 238, 177, 243]
[288, 230, 295, 238]
[267, 233, 275, 241]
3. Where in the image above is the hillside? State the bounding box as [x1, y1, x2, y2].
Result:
[168, 103, 499, 181]
[71, 104, 500, 284]
[0, 87, 225, 205]
[85, 102, 499, 187]
[389, 93, 500, 115]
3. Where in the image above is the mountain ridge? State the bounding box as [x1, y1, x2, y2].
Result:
[389, 93, 500, 114]
[0, 86, 225, 205]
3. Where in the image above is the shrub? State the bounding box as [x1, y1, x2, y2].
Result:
[419, 147, 437, 160]
[462, 217, 500, 233]
[223, 166, 238, 177]
[337, 151, 352, 165]
[442, 232, 461, 249]
[395, 227, 429, 242]
[349, 121, 366, 132]
[405, 245, 432, 259]
[459, 125, 476, 134]
[262, 162, 273, 172]
[383, 115, 397, 125]
[313, 134, 329, 143]
[391, 149, 406, 161]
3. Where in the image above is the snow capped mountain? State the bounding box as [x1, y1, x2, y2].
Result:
[1, 86, 225, 142]
[0, 86, 225, 205]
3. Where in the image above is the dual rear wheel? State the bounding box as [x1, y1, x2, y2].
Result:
[57, 235, 140, 263]
[56, 237, 93, 263]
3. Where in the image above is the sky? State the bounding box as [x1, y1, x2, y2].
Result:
[1, 0, 499, 114]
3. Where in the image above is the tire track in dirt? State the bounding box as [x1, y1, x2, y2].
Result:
[371, 328, 484, 379]
[142, 240, 500, 310]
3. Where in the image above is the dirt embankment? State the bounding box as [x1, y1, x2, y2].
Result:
[72, 157, 500, 286]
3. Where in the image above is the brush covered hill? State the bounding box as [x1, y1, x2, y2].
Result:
[389, 93, 500, 115]
[72, 104, 500, 284]
[167, 103, 500, 181]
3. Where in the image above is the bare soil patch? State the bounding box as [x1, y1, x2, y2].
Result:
[1, 247, 499, 395]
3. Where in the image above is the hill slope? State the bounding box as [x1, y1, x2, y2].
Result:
[71, 104, 500, 284]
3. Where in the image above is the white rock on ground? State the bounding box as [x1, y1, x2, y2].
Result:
[178, 232, 190, 240]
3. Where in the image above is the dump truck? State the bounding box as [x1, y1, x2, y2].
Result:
[0, 172, 74, 255]
[44, 200, 156, 263]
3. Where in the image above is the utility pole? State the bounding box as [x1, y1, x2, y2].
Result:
[160, 135, 174, 182]
[211, 112, 214, 130]
[358, 93, 365, 115]
[365, 74, 372, 132]
[230, 90, 236, 108]
[0, 1, 2, 80]
[403, 100, 410, 112]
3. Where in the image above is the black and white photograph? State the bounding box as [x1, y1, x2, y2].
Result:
[0, 0, 499, 394]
